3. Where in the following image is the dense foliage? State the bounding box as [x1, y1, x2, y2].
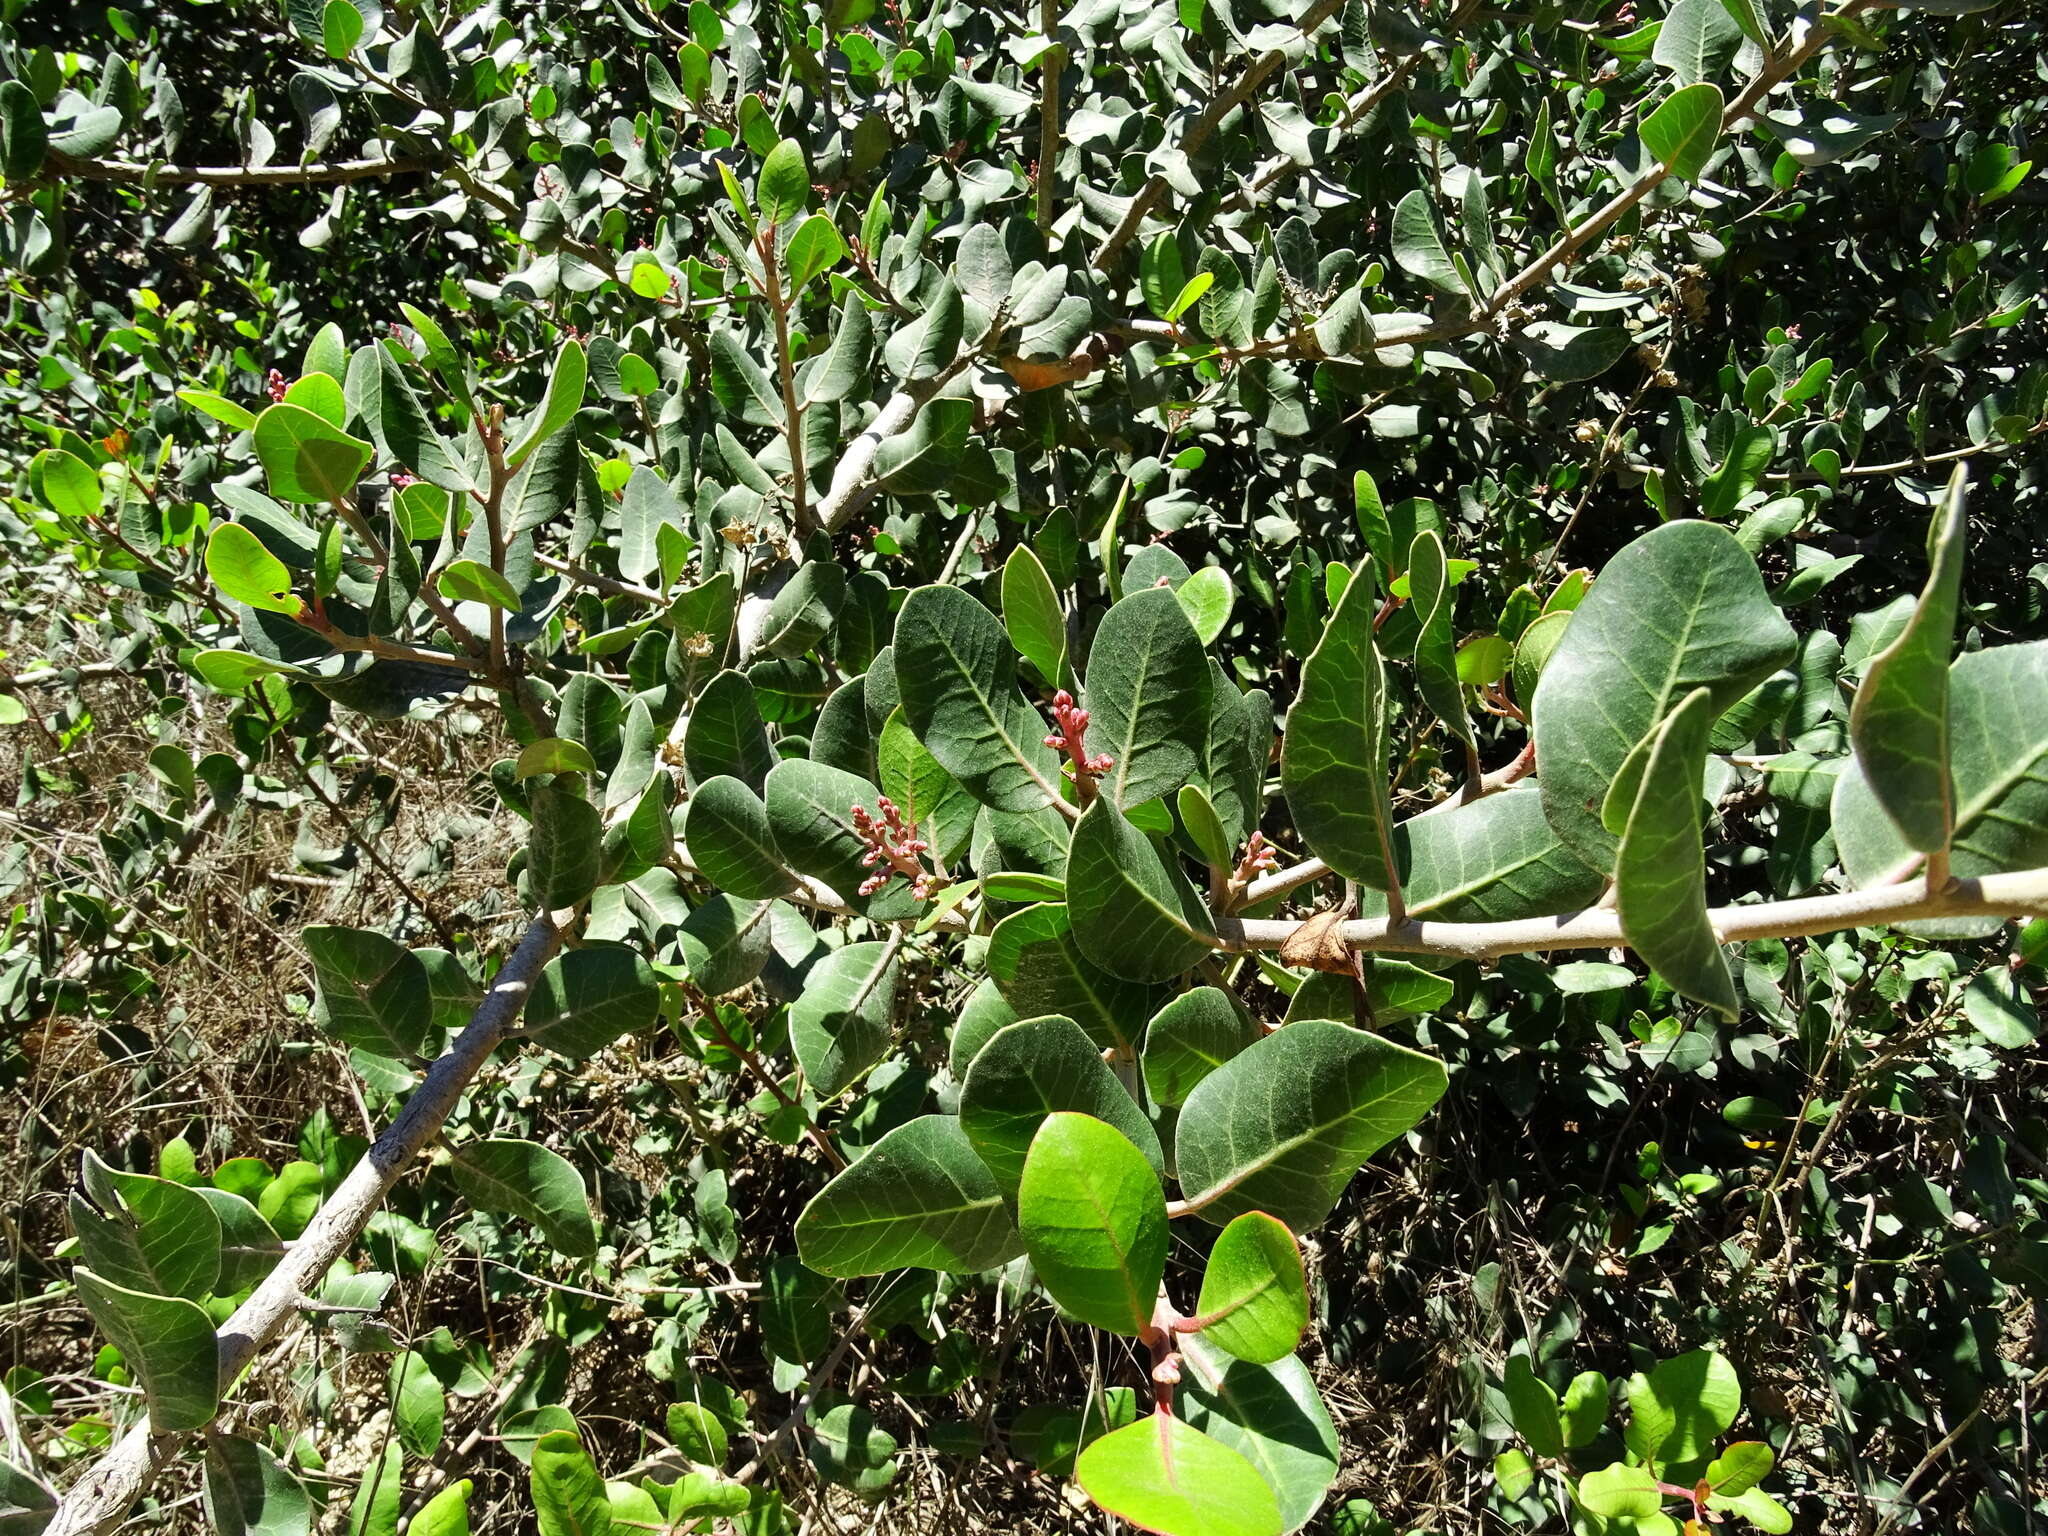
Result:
[3, 0, 2046, 1533]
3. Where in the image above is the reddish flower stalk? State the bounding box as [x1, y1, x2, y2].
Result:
[1042, 690, 1113, 803]
[851, 797, 941, 899]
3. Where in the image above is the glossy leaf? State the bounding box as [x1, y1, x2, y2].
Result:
[507, 340, 587, 468]
[1017, 1113, 1167, 1336]
[251, 403, 372, 504]
[1176, 1333, 1338, 1533]
[207, 523, 300, 614]
[1193, 1213, 1309, 1364]
[1640, 82, 1725, 181]
[1002, 544, 1067, 686]
[531, 1430, 612, 1536]
[1075, 1415, 1282, 1536]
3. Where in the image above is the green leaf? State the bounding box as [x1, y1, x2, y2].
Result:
[1848, 465, 1968, 853]
[807, 1400, 900, 1493]
[764, 758, 913, 915]
[676, 895, 775, 994]
[1640, 82, 1725, 181]
[196, 1188, 285, 1292]
[683, 776, 797, 899]
[1652, 0, 1742, 83]
[1408, 531, 1471, 748]
[803, 294, 875, 406]
[524, 946, 660, 1059]
[0, 79, 48, 180]
[204, 1434, 314, 1536]
[507, 340, 587, 469]
[1176, 566, 1235, 646]
[398, 303, 474, 416]
[757, 138, 811, 225]
[346, 1442, 402, 1536]
[389, 1349, 446, 1456]
[1962, 969, 2038, 1048]
[1833, 642, 2048, 901]
[75, 1269, 219, 1431]
[1503, 1355, 1564, 1459]
[1076, 1416, 1282, 1536]
[874, 396, 971, 490]
[516, 738, 597, 780]
[1174, 1333, 1338, 1532]
[1624, 1349, 1741, 1471]
[1065, 798, 1215, 982]
[1177, 783, 1232, 871]
[1084, 586, 1213, 811]
[1194, 1212, 1308, 1365]
[322, 0, 364, 56]
[1561, 1370, 1610, 1447]
[1385, 790, 1603, 921]
[1281, 563, 1398, 890]
[448, 1139, 598, 1257]
[1614, 688, 1739, 1018]
[960, 1015, 1164, 1198]
[1577, 1463, 1664, 1519]
[1533, 522, 1796, 870]
[1002, 545, 1067, 686]
[795, 1114, 1024, 1276]
[709, 331, 786, 425]
[1390, 189, 1469, 296]
[527, 784, 604, 909]
[1705, 1441, 1773, 1496]
[531, 1430, 613, 1536]
[683, 669, 776, 791]
[71, 1149, 222, 1301]
[1142, 987, 1259, 1107]
[896, 585, 1065, 814]
[1174, 1021, 1447, 1230]
[207, 521, 302, 615]
[986, 903, 1165, 1054]
[256, 1163, 323, 1240]
[790, 939, 902, 1099]
[179, 389, 259, 431]
[304, 925, 430, 1057]
[409, 1481, 473, 1536]
[876, 709, 977, 867]
[438, 558, 521, 612]
[251, 403, 372, 505]
[1018, 1113, 1167, 1336]
[357, 345, 472, 493]
[1710, 1487, 1792, 1533]
[784, 212, 844, 290]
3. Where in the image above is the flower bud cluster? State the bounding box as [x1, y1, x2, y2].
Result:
[851, 796, 937, 898]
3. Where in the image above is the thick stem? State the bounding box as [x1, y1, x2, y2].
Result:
[1035, 0, 1063, 233]
[762, 235, 812, 537]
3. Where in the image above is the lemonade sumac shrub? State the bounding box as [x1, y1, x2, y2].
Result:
[3, 0, 2046, 1532]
